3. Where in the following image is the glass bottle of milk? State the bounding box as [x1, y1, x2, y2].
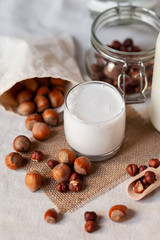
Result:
[149, 33, 160, 132]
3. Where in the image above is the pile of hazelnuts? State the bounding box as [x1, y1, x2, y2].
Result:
[10, 77, 67, 140]
[91, 38, 153, 94]
[126, 158, 159, 194]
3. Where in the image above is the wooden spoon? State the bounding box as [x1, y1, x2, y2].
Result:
[126, 166, 160, 200]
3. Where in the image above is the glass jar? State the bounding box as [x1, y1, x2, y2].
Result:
[86, 5, 160, 103]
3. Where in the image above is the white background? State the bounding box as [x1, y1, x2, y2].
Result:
[0, 1, 160, 240]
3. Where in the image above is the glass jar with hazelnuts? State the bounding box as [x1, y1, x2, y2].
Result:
[86, 4, 160, 103]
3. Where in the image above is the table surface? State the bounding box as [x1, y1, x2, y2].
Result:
[0, 1, 160, 240]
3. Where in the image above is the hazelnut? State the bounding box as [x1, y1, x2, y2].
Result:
[13, 135, 31, 152]
[23, 79, 38, 92]
[50, 78, 66, 87]
[52, 86, 65, 95]
[141, 177, 150, 188]
[139, 165, 147, 173]
[84, 221, 95, 233]
[133, 180, 145, 194]
[58, 149, 76, 165]
[17, 101, 36, 116]
[109, 205, 128, 222]
[25, 113, 42, 131]
[42, 109, 59, 126]
[32, 122, 50, 140]
[25, 170, 42, 192]
[74, 156, 91, 175]
[16, 89, 33, 104]
[126, 164, 138, 176]
[36, 77, 50, 87]
[69, 179, 83, 192]
[36, 86, 50, 96]
[47, 160, 59, 169]
[123, 38, 133, 48]
[48, 89, 64, 108]
[69, 172, 81, 182]
[10, 82, 24, 97]
[84, 211, 97, 222]
[51, 163, 71, 183]
[5, 152, 23, 170]
[44, 208, 58, 224]
[31, 151, 43, 162]
[34, 95, 50, 112]
[112, 40, 121, 50]
[144, 171, 156, 184]
[56, 181, 68, 192]
[149, 158, 160, 168]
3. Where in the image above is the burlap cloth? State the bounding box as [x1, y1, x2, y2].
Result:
[22, 106, 160, 213]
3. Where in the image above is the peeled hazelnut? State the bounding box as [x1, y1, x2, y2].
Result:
[23, 79, 38, 92]
[84, 221, 95, 233]
[44, 208, 58, 224]
[133, 180, 145, 194]
[47, 160, 59, 169]
[25, 113, 42, 131]
[32, 122, 50, 141]
[25, 170, 42, 192]
[58, 149, 76, 165]
[16, 89, 33, 104]
[42, 109, 59, 126]
[51, 163, 71, 183]
[31, 151, 43, 162]
[144, 171, 156, 184]
[13, 135, 31, 152]
[69, 179, 83, 192]
[84, 211, 97, 222]
[34, 95, 50, 112]
[5, 152, 23, 170]
[56, 181, 68, 192]
[17, 101, 36, 116]
[149, 158, 160, 168]
[36, 86, 50, 96]
[126, 164, 139, 176]
[74, 156, 91, 175]
[48, 89, 64, 108]
[139, 165, 147, 173]
[69, 172, 81, 182]
[109, 205, 128, 222]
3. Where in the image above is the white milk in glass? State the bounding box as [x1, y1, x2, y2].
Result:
[150, 33, 160, 132]
[64, 81, 125, 161]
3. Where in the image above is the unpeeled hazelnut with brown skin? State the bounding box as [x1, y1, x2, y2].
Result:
[69, 172, 81, 182]
[44, 208, 58, 224]
[48, 89, 64, 108]
[5, 152, 23, 170]
[16, 89, 33, 104]
[58, 149, 76, 165]
[42, 109, 59, 126]
[74, 156, 91, 175]
[51, 163, 71, 183]
[13, 135, 31, 152]
[109, 205, 128, 222]
[31, 151, 43, 162]
[36, 86, 50, 96]
[25, 113, 42, 131]
[25, 170, 42, 192]
[56, 181, 68, 192]
[47, 160, 59, 169]
[126, 164, 139, 176]
[84, 221, 95, 233]
[50, 78, 66, 87]
[144, 171, 156, 184]
[133, 180, 145, 194]
[69, 179, 83, 192]
[17, 101, 36, 116]
[139, 165, 147, 173]
[84, 212, 97, 222]
[32, 122, 50, 140]
[23, 79, 38, 92]
[149, 159, 160, 168]
[34, 95, 50, 112]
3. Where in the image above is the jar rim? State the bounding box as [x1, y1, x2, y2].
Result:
[91, 5, 160, 63]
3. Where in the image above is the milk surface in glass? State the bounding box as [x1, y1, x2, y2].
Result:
[64, 81, 125, 160]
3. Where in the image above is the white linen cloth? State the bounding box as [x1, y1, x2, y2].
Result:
[0, 1, 160, 240]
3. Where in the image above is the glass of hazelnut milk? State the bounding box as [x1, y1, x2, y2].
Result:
[64, 81, 125, 161]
